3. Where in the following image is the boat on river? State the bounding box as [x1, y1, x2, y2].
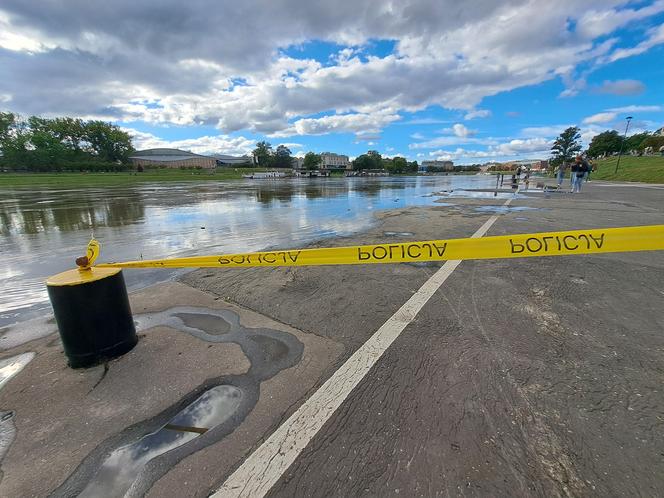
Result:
[242, 171, 287, 179]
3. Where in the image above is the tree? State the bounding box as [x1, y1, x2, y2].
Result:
[303, 152, 321, 170]
[82, 121, 134, 163]
[353, 150, 383, 170]
[252, 141, 273, 167]
[551, 126, 581, 166]
[587, 130, 622, 158]
[0, 112, 135, 171]
[0, 112, 32, 169]
[625, 132, 651, 152]
[273, 144, 293, 168]
[640, 135, 664, 151]
[384, 156, 408, 174]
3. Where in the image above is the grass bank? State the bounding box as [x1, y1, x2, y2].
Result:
[0, 168, 269, 187]
[591, 156, 664, 183]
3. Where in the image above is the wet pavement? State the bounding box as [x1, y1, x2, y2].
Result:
[0, 179, 662, 497]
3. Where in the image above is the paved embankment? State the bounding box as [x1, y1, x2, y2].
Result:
[0, 181, 662, 497]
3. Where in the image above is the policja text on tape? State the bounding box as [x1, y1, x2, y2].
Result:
[94, 224, 664, 269]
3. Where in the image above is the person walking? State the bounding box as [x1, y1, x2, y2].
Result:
[584, 159, 593, 182]
[556, 162, 566, 187]
[571, 155, 589, 193]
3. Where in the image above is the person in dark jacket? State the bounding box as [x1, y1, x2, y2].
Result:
[571, 155, 589, 193]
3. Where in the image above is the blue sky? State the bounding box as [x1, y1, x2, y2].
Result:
[1, 0, 663, 163]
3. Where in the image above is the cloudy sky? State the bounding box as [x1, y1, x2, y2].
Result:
[1, 1, 663, 163]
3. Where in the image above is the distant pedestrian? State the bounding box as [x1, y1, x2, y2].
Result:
[585, 160, 594, 182]
[556, 162, 567, 186]
[511, 174, 518, 191]
[571, 155, 589, 193]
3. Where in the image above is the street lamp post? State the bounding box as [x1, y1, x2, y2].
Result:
[614, 116, 633, 174]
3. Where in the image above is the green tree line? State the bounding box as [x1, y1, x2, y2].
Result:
[0, 112, 134, 172]
[352, 150, 419, 174]
[252, 141, 295, 168]
[550, 125, 664, 168]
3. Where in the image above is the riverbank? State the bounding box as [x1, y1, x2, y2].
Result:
[0, 168, 268, 187]
[1, 181, 663, 496]
[591, 155, 664, 183]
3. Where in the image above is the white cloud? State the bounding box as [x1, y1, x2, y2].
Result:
[606, 105, 662, 113]
[409, 135, 489, 149]
[1, 0, 663, 140]
[578, 0, 664, 39]
[270, 111, 400, 137]
[595, 79, 645, 96]
[464, 109, 491, 120]
[451, 123, 474, 137]
[428, 137, 553, 163]
[521, 125, 573, 137]
[398, 118, 449, 125]
[123, 128, 255, 155]
[608, 23, 664, 62]
[583, 112, 617, 124]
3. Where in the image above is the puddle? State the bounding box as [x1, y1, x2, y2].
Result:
[174, 312, 231, 335]
[0, 410, 16, 475]
[54, 307, 303, 498]
[445, 189, 516, 199]
[514, 217, 530, 221]
[79, 386, 242, 498]
[473, 205, 540, 214]
[383, 231, 415, 237]
[0, 352, 35, 390]
[0, 353, 35, 474]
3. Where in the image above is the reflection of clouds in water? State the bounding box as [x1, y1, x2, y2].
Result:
[80, 429, 195, 498]
[2, 176, 502, 326]
[79, 386, 242, 498]
[171, 386, 242, 428]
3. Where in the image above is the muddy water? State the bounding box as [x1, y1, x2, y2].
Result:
[0, 175, 506, 326]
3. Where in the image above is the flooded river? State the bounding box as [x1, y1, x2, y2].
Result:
[0, 175, 505, 326]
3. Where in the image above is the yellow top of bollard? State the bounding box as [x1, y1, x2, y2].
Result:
[46, 267, 122, 287]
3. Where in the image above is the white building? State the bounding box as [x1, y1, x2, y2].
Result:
[320, 152, 351, 170]
[420, 160, 454, 172]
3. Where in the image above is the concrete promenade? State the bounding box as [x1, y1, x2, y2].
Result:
[0, 180, 662, 497]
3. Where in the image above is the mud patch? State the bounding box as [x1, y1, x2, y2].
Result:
[53, 307, 303, 498]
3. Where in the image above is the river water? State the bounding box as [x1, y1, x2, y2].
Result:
[0, 175, 506, 326]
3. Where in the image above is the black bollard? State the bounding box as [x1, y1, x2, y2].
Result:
[46, 267, 137, 368]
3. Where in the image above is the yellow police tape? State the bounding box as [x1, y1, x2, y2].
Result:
[95, 224, 664, 269]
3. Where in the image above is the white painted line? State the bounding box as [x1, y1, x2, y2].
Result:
[211, 198, 512, 498]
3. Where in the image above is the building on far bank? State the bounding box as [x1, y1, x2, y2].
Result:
[420, 160, 454, 172]
[129, 148, 216, 169]
[320, 152, 351, 170]
[213, 154, 254, 166]
[292, 157, 305, 169]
